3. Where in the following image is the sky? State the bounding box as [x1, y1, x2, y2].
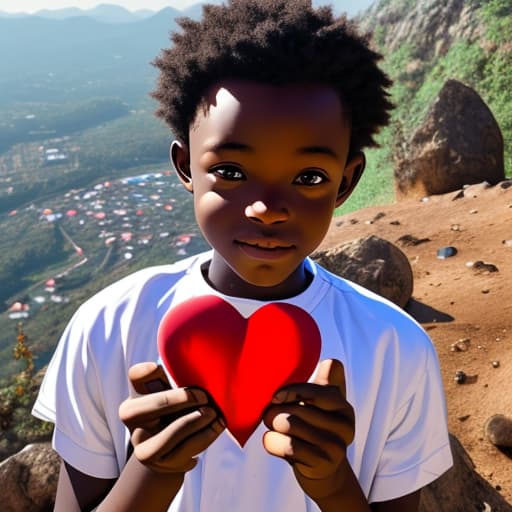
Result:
[0, 0, 369, 14]
[0, 1, 215, 13]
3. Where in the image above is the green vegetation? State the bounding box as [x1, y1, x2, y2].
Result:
[0, 97, 130, 154]
[0, 324, 53, 460]
[337, 0, 512, 216]
[0, 220, 68, 305]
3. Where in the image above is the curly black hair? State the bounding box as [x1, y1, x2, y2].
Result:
[152, 0, 392, 156]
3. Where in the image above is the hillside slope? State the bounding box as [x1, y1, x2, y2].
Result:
[322, 181, 512, 503]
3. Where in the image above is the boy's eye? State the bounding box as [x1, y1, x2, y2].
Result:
[210, 165, 246, 181]
[294, 170, 328, 186]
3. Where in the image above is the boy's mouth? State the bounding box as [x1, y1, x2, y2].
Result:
[234, 239, 296, 259]
[235, 239, 294, 250]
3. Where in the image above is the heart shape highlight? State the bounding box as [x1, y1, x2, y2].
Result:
[157, 295, 321, 447]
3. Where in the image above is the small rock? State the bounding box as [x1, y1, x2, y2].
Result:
[492, 361, 500, 368]
[458, 414, 471, 422]
[455, 370, 467, 384]
[451, 338, 470, 352]
[373, 212, 386, 221]
[437, 246, 457, 259]
[502, 240, 512, 247]
[451, 224, 461, 231]
[397, 234, 431, 247]
[390, 220, 401, 226]
[482, 289, 491, 294]
[485, 414, 512, 447]
[335, 220, 343, 227]
[469, 209, 478, 214]
[472, 261, 499, 273]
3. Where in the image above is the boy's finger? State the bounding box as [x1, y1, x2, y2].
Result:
[270, 360, 347, 410]
[134, 406, 222, 466]
[119, 387, 209, 429]
[312, 359, 346, 397]
[128, 362, 171, 395]
[271, 384, 345, 411]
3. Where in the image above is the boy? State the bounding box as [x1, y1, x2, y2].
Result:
[32, 1, 453, 511]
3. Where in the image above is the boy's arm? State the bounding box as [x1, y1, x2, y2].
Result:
[54, 460, 112, 512]
[55, 457, 184, 512]
[264, 359, 423, 512]
[54, 362, 225, 511]
[263, 359, 371, 511]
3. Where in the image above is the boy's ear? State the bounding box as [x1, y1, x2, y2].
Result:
[170, 140, 193, 193]
[335, 152, 365, 207]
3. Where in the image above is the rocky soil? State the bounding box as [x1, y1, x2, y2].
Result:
[320, 180, 512, 503]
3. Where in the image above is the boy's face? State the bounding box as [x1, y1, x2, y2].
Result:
[172, 80, 364, 299]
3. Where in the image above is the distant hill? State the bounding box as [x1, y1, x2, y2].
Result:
[34, 4, 151, 23]
[0, 0, 373, 22]
[0, 8, 181, 106]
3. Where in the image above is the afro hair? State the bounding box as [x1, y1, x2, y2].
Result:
[152, 0, 393, 156]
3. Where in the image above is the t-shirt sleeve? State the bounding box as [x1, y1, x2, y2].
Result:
[368, 342, 453, 503]
[32, 305, 121, 479]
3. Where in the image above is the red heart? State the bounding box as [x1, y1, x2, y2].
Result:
[157, 295, 321, 447]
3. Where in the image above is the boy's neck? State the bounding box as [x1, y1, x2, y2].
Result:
[202, 253, 313, 301]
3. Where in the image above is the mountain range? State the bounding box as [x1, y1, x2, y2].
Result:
[0, 1, 372, 22]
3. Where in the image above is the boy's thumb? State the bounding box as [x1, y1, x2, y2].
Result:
[313, 358, 347, 397]
[128, 362, 170, 395]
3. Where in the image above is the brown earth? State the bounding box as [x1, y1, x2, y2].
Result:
[320, 181, 512, 504]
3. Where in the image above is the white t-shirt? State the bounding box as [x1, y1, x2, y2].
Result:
[33, 251, 452, 510]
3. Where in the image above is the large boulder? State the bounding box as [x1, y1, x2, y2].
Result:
[0, 442, 60, 512]
[420, 434, 512, 511]
[395, 79, 505, 199]
[311, 235, 413, 308]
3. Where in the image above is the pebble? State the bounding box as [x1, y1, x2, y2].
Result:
[437, 246, 457, 259]
[455, 370, 467, 384]
[472, 261, 499, 273]
[502, 240, 512, 247]
[484, 414, 512, 447]
[492, 361, 500, 368]
[451, 224, 461, 231]
[451, 338, 470, 352]
[469, 209, 478, 214]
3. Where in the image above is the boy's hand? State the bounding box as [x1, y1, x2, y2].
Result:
[119, 362, 225, 475]
[262, 359, 356, 503]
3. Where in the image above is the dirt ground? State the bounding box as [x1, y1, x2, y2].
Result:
[319, 181, 512, 503]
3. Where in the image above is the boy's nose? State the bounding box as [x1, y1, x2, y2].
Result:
[244, 200, 289, 224]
